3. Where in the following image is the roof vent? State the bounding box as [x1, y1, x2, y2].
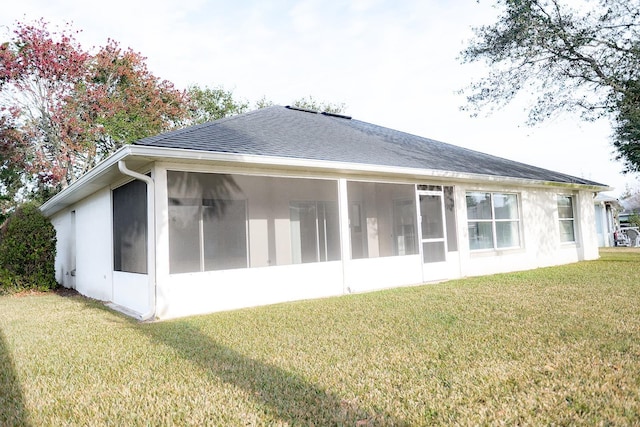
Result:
[321, 111, 352, 120]
[285, 105, 318, 114]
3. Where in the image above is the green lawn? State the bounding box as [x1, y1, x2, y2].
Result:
[1, 249, 639, 426]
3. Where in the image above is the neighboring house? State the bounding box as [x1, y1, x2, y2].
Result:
[41, 106, 609, 320]
[594, 193, 622, 247]
[619, 193, 640, 228]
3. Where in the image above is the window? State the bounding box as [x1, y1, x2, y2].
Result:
[168, 171, 249, 273]
[347, 181, 418, 259]
[393, 199, 418, 256]
[444, 186, 458, 252]
[113, 179, 147, 274]
[169, 197, 248, 273]
[290, 201, 340, 263]
[167, 171, 341, 273]
[558, 195, 576, 243]
[466, 192, 521, 250]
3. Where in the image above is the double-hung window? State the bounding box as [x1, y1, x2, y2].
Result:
[466, 192, 521, 250]
[557, 195, 576, 243]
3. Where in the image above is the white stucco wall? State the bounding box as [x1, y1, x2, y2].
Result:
[50, 187, 113, 302]
[112, 271, 149, 314]
[577, 190, 600, 260]
[457, 186, 599, 278]
[343, 254, 424, 293]
[156, 262, 343, 319]
[151, 165, 603, 319]
[51, 210, 72, 288]
[74, 188, 113, 302]
[48, 159, 603, 320]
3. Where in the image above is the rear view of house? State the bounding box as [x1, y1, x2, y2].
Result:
[41, 106, 608, 319]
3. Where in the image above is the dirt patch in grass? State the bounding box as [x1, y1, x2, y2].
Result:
[8, 286, 79, 298]
[52, 286, 80, 298]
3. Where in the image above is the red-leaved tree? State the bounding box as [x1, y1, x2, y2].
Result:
[0, 19, 188, 203]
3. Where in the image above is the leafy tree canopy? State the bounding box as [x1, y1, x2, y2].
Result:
[253, 95, 346, 114]
[0, 19, 188, 204]
[290, 95, 346, 114]
[461, 0, 640, 173]
[186, 85, 249, 125]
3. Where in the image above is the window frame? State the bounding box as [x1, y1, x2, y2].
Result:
[557, 194, 577, 244]
[466, 191, 522, 251]
[113, 178, 148, 274]
[166, 170, 342, 273]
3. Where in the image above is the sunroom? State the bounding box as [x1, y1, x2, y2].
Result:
[111, 161, 464, 319]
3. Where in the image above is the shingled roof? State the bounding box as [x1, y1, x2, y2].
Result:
[134, 105, 604, 186]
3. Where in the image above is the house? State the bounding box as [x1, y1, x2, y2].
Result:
[619, 192, 640, 228]
[41, 106, 610, 320]
[594, 193, 622, 247]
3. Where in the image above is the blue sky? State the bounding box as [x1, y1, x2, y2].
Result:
[2, 0, 635, 195]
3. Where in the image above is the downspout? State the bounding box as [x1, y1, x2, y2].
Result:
[118, 160, 156, 321]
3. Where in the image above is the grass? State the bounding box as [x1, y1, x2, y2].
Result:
[1, 249, 639, 426]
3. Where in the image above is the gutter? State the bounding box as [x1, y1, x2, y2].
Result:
[117, 160, 156, 321]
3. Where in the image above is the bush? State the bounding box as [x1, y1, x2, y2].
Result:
[0, 203, 57, 293]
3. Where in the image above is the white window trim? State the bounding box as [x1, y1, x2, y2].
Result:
[466, 191, 522, 252]
[557, 194, 577, 244]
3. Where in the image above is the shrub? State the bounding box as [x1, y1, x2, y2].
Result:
[0, 203, 57, 293]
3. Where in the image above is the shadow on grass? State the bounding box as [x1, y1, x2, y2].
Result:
[0, 328, 30, 427]
[142, 320, 403, 426]
[47, 287, 406, 424]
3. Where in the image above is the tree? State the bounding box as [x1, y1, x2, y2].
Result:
[81, 40, 188, 158]
[253, 95, 346, 114]
[620, 183, 640, 210]
[291, 95, 346, 114]
[254, 95, 274, 110]
[186, 85, 249, 125]
[0, 202, 57, 293]
[0, 19, 188, 200]
[1, 19, 90, 195]
[460, 0, 640, 173]
[0, 113, 28, 220]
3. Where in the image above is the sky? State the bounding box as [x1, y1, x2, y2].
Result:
[2, 0, 636, 196]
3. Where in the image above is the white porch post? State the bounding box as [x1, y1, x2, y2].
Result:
[154, 165, 169, 318]
[338, 178, 351, 294]
[117, 160, 156, 320]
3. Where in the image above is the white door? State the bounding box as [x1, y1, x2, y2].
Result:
[418, 191, 449, 281]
